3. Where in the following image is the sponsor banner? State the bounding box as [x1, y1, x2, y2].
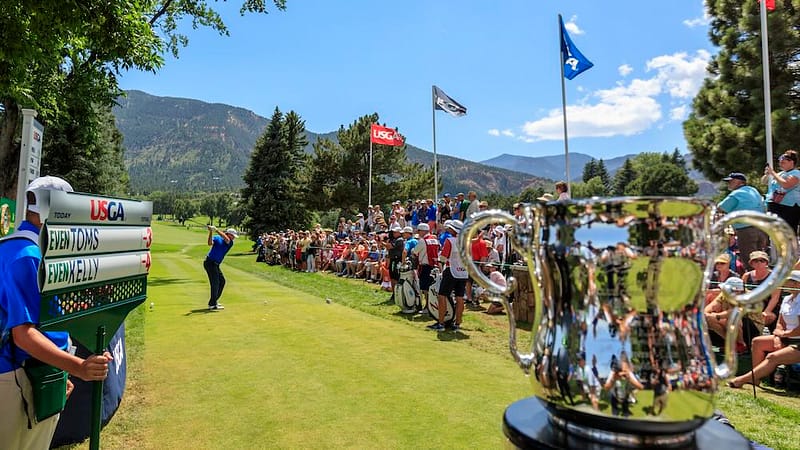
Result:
[47, 190, 153, 226]
[40, 251, 151, 293]
[42, 225, 153, 258]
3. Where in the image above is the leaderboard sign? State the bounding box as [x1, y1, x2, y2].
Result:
[38, 190, 152, 341]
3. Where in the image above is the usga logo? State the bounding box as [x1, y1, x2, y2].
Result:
[372, 129, 399, 140]
[90, 199, 126, 221]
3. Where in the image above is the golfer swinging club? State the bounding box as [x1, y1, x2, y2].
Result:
[204, 225, 238, 310]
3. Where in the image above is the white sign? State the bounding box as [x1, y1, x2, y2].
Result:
[47, 190, 153, 226]
[15, 109, 43, 226]
[42, 225, 153, 258]
[39, 251, 151, 293]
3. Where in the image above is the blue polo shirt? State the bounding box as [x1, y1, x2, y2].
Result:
[207, 235, 234, 263]
[718, 185, 765, 229]
[0, 221, 69, 374]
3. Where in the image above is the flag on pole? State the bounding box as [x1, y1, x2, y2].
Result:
[559, 16, 593, 80]
[432, 86, 467, 117]
[760, 0, 776, 11]
[370, 124, 405, 146]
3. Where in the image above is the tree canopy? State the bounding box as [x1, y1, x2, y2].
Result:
[684, 0, 800, 182]
[0, 0, 287, 197]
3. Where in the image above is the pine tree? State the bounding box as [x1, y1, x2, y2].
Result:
[596, 159, 611, 194]
[582, 158, 598, 183]
[612, 159, 637, 196]
[307, 113, 430, 213]
[684, 0, 800, 181]
[241, 107, 310, 237]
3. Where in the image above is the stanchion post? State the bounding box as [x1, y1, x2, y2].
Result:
[89, 325, 106, 450]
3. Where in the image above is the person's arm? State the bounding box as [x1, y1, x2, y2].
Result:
[766, 167, 800, 190]
[12, 324, 112, 382]
[625, 370, 644, 390]
[603, 371, 616, 390]
[762, 288, 781, 324]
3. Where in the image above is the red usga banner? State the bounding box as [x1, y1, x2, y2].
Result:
[370, 124, 405, 146]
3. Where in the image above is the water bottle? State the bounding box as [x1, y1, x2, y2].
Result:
[774, 365, 787, 387]
[762, 326, 771, 336]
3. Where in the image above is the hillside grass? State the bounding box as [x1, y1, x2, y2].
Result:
[64, 221, 800, 450]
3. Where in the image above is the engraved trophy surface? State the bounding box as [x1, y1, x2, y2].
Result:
[460, 198, 796, 447]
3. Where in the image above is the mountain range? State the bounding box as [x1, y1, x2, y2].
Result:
[113, 90, 715, 196]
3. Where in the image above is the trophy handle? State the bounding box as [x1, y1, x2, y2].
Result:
[711, 210, 797, 378]
[459, 210, 535, 372]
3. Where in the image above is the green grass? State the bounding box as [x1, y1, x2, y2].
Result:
[65, 220, 799, 449]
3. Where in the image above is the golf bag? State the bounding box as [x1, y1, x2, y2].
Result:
[394, 260, 421, 314]
[427, 267, 455, 327]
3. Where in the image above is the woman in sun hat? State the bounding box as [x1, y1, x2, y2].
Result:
[729, 271, 800, 388]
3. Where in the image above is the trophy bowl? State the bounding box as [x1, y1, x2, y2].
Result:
[459, 197, 796, 447]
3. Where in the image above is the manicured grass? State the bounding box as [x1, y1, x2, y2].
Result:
[65, 220, 799, 449]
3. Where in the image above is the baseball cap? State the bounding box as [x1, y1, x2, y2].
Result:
[225, 228, 239, 238]
[722, 172, 747, 182]
[443, 193, 451, 197]
[714, 253, 731, 265]
[749, 250, 769, 262]
[789, 270, 800, 283]
[402, 226, 413, 234]
[447, 220, 463, 234]
[26, 176, 74, 215]
[390, 224, 402, 232]
[417, 223, 430, 232]
[721, 277, 744, 293]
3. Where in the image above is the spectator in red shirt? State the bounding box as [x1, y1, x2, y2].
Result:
[466, 230, 489, 307]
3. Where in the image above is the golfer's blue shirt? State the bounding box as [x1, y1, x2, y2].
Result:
[207, 235, 234, 264]
[0, 221, 69, 374]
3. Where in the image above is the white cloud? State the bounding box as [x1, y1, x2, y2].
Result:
[683, 2, 711, 28]
[488, 128, 516, 138]
[646, 50, 710, 98]
[501, 129, 515, 137]
[670, 105, 688, 121]
[488, 129, 500, 136]
[520, 50, 711, 141]
[618, 64, 633, 77]
[564, 15, 584, 35]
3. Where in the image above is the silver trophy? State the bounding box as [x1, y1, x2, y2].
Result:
[460, 198, 796, 447]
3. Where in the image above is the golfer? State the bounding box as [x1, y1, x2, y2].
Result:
[205, 226, 238, 310]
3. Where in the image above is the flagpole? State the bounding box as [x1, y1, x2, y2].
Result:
[760, 0, 774, 169]
[369, 135, 373, 209]
[558, 14, 571, 193]
[431, 85, 439, 202]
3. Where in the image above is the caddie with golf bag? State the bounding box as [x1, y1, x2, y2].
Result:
[394, 258, 421, 314]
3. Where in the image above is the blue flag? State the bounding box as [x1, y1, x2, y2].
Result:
[560, 16, 593, 80]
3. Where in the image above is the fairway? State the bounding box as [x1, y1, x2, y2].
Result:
[96, 222, 530, 449]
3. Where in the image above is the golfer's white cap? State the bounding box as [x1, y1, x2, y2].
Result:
[225, 228, 238, 238]
[26, 176, 73, 214]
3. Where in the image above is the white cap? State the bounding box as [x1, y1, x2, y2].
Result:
[225, 228, 239, 238]
[789, 270, 800, 282]
[26, 176, 74, 214]
[722, 277, 744, 293]
[402, 226, 413, 234]
[448, 220, 463, 234]
[390, 224, 402, 232]
[417, 223, 430, 232]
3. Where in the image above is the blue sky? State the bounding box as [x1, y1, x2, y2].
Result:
[119, 0, 714, 163]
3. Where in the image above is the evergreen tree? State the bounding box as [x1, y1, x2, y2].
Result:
[612, 159, 637, 196]
[670, 148, 687, 173]
[596, 159, 611, 193]
[241, 107, 310, 237]
[306, 113, 430, 213]
[684, 0, 800, 181]
[582, 158, 598, 183]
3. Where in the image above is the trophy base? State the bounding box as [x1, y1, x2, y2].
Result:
[503, 397, 751, 449]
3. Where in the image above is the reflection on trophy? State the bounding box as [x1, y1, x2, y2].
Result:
[460, 198, 796, 448]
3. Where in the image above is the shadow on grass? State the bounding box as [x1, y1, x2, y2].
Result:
[184, 308, 218, 315]
[436, 330, 471, 341]
[148, 277, 192, 286]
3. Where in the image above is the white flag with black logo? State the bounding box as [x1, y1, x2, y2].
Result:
[433, 85, 467, 117]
